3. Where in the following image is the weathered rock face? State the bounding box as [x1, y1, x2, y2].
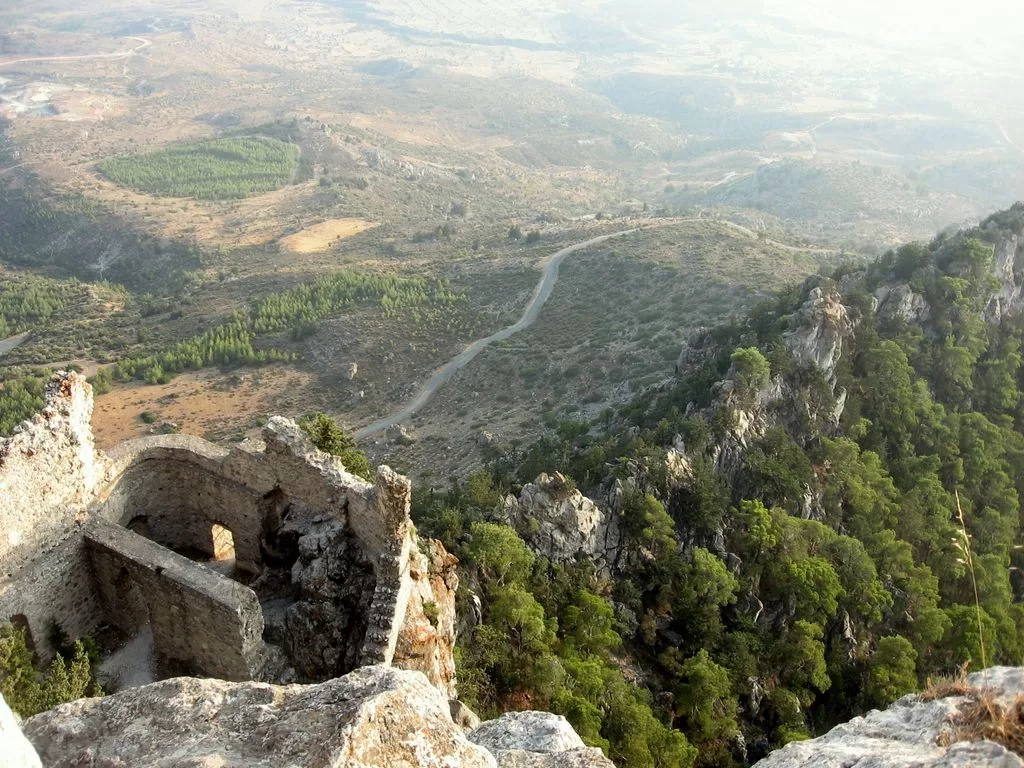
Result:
[782, 281, 855, 386]
[876, 282, 931, 325]
[503, 473, 622, 573]
[24, 665, 495, 768]
[1, 695, 41, 768]
[987, 232, 1024, 322]
[391, 539, 460, 698]
[753, 667, 1024, 768]
[470, 712, 616, 768]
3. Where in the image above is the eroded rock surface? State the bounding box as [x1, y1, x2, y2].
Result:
[782, 281, 855, 385]
[24, 665, 495, 768]
[753, 667, 1024, 768]
[987, 233, 1024, 322]
[503, 473, 621, 573]
[470, 711, 616, 768]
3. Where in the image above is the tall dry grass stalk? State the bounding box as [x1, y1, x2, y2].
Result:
[953, 489, 987, 673]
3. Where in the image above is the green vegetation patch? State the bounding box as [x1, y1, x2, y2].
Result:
[97, 136, 299, 200]
[109, 270, 464, 385]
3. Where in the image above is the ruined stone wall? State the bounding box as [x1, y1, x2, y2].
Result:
[86, 521, 265, 681]
[0, 373, 106, 657]
[0, 372, 455, 693]
[100, 451, 266, 572]
[0, 536, 105, 660]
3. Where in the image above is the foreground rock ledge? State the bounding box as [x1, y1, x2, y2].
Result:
[752, 667, 1024, 768]
[22, 665, 617, 768]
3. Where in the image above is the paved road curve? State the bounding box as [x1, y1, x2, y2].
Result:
[355, 228, 638, 439]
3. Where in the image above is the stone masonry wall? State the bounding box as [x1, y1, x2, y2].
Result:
[86, 521, 265, 681]
[100, 456, 266, 572]
[0, 372, 456, 693]
[0, 374, 107, 658]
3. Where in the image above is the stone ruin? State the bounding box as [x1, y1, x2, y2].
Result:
[0, 372, 457, 696]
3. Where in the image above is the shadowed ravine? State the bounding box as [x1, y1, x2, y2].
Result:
[354, 228, 638, 438]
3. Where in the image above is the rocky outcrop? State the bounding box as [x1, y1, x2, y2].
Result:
[470, 712, 616, 768]
[782, 281, 855, 386]
[987, 233, 1024, 322]
[1, 695, 41, 768]
[753, 667, 1024, 768]
[502, 473, 622, 573]
[875, 283, 931, 325]
[21, 666, 617, 768]
[391, 539, 460, 697]
[24, 665, 495, 768]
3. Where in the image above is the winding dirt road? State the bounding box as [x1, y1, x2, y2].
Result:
[355, 228, 638, 438]
[0, 37, 150, 69]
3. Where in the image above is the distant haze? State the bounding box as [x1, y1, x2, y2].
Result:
[765, 0, 1021, 64]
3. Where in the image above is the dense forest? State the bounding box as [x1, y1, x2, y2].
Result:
[97, 136, 300, 200]
[413, 202, 1024, 767]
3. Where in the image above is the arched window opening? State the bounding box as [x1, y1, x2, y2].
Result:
[211, 523, 236, 562]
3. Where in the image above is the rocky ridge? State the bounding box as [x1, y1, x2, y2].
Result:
[17, 665, 616, 768]
[752, 667, 1024, 768]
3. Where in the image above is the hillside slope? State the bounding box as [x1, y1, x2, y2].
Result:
[413, 202, 1024, 767]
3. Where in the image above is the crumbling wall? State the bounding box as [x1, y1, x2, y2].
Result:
[86, 521, 265, 681]
[0, 373, 107, 657]
[100, 449, 266, 572]
[0, 372, 456, 693]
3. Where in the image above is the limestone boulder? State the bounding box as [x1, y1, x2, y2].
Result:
[24, 665, 497, 768]
[753, 667, 1024, 768]
[470, 712, 616, 767]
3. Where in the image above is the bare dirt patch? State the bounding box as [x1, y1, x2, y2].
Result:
[280, 218, 379, 253]
[91, 365, 316, 449]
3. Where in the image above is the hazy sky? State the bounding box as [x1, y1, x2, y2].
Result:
[766, 0, 1020, 57]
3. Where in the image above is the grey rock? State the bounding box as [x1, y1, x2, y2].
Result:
[451, 699, 483, 732]
[387, 423, 417, 445]
[505, 473, 622, 573]
[753, 667, 1024, 768]
[0, 695, 41, 768]
[782, 283, 854, 385]
[876, 283, 931, 325]
[987, 233, 1024, 322]
[470, 712, 615, 768]
[25, 665, 497, 768]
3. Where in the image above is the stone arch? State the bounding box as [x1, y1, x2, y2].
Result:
[101, 456, 264, 573]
